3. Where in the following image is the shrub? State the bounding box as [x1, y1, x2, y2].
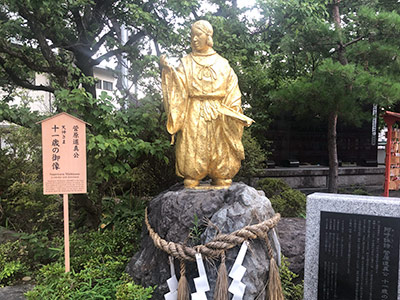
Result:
[257, 177, 291, 198]
[116, 274, 155, 300]
[1, 180, 62, 233]
[25, 215, 146, 299]
[0, 126, 63, 233]
[280, 256, 303, 300]
[257, 178, 306, 217]
[236, 129, 268, 179]
[0, 240, 28, 286]
[26, 261, 155, 300]
[0, 261, 25, 287]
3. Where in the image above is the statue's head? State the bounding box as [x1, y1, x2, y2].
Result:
[191, 20, 214, 52]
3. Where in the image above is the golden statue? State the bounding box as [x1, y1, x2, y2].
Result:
[161, 20, 253, 188]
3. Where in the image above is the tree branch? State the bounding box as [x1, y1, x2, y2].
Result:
[17, 6, 60, 69]
[0, 57, 55, 93]
[90, 31, 146, 65]
[153, 39, 161, 57]
[0, 42, 65, 75]
[71, 8, 89, 45]
[329, 35, 367, 54]
[343, 35, 366, 48]
[91, 30, 115, 54]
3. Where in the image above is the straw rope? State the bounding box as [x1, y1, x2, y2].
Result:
[145, 208, 281, 261]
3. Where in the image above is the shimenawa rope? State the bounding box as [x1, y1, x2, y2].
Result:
[145, 208, 284, 299]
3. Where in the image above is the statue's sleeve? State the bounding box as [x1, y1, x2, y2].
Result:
[161, 63, 188, 135]
[223, 67, 242, 113]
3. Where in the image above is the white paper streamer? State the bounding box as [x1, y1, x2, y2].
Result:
[228, 241, 249, 299]
[164, 256, 178, 300]
[271, 228, 281, 266]
[191, 253, 210, 299]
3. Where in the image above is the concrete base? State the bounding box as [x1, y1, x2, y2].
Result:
[249, 166, 385, 193]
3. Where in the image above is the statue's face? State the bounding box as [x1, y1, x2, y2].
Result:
[191, 27, 209, 53]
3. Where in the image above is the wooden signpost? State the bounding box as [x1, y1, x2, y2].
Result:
[38, 112, 88, 272]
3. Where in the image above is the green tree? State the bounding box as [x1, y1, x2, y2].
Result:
[0, 0, 200, 226]
[0, 0, 200, 102]
[268, 0, 400, 192]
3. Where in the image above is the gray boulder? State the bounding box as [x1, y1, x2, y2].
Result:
[276, 218, 306, 278]
[126, 182, 280, 300]
[0, 284, 34, 300]
[0, 227, 19, 244]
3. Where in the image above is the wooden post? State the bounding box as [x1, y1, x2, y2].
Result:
[63, 194, 70, 272]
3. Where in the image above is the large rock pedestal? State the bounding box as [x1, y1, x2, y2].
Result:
[126, 182, 280, 299]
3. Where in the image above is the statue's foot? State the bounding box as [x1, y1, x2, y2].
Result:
[184, 178, 200, 188]
[211, 178, 232, 187]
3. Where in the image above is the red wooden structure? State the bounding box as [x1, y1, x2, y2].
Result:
[383, 111, 400, 196]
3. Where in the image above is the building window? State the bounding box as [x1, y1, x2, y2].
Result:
[95, 79, 102, 89]
[103, 80, 113, 91]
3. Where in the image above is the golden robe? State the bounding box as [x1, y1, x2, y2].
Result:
[162, 51, 245, 181]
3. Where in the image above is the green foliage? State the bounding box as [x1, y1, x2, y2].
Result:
[116, 275, 155, 300]
[23, 215, 145, 299]
[0, 261, 24, 287]
[270, 190, 307, 218]
[256, 178, 291, 199]
[257, 178, 306, 217]
[0, 126, 63, 233]
[0, 231, 62, 286]
[280, 256, 304, 300]
[189, 214, 203, 246]
[66, 218, 142, 271]
[351, 188, 370, 195]
[1, 83, 175, 229]
[54, 87, 175, 227]
[18, 231, 61, 264]
[338, 186, 371, 196]
[0, 211, 144, 295]
[101, 195, 147, 230]
[272, 58, 400, 125]
[25, 261, 154, 300]
[0, 240, 28, 286]
[236, 129, 268, 180]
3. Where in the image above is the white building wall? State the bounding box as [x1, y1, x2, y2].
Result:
[0, 67, 117, 115]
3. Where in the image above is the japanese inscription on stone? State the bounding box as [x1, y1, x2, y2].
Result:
[318, 211, 400, 300]
[40, 113, 87, 194]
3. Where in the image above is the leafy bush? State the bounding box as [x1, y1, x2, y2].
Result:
[65, 217, 142, 271]
[0, 240, 28, 286]
[236, 129, 268, 180]
[24, 215, 146, 299]
[257, 178, 291, 198]
[116, 274, 155, 300]
[25, 261, 154, 300]
[257, 178, 306, 217]
[0, 126, 63, 233]
[0, 231, 63, 286]
[101, 195, 148, 230]
[1, 180, 62, 233]
[280, 256, 303, 300]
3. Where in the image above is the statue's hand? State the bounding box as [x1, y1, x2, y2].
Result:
[160, 55, 171, 70]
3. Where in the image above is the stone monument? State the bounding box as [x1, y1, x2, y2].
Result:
[304, 193, 400, 300]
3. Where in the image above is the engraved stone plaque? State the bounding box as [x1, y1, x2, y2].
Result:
[304, 193, 400, 300]
[318, 212, 400, 300]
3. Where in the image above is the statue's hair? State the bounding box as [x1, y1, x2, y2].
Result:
[192, 20, 214, 47]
